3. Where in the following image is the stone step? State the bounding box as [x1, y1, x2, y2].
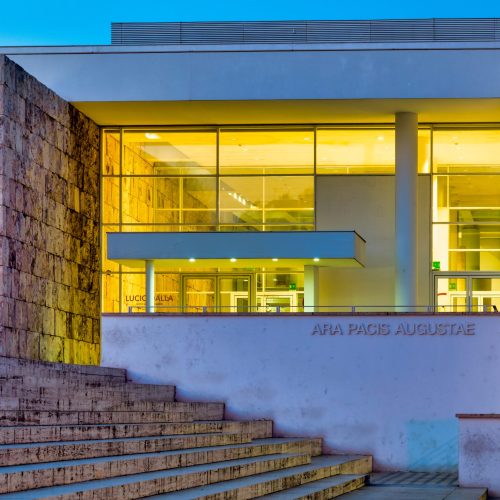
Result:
[0, 419, 274, 444]
[339, 485, 488, 499]
[146, 455, 371, 499]
[0, 397, 224, 416]
[0, 356, 127, 380]
[0, 437, 321, 493]
[0, 381, 176, 401]
[0, 452, 311, 499]
[0, 431, 252, 466]
[262, 474, 368, 498]
[0, 409, 196, 426]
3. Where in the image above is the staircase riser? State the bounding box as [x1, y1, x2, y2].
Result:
[0, 371, 126, 386]
[295, 477, 366, 500]
[0, 399, 224, 416]
[0, 433, 252, 466]
[0, 385, 175, 402]
[0, 357, 126, 379]
[0, 420, 274, 444]
[199, 465, 367, 499]
[42, 455, 310, 500]
[0, 441, 320, 492]
[0, 410, 196, 426]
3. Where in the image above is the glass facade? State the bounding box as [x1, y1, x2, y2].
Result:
[102, 125, 500, 313]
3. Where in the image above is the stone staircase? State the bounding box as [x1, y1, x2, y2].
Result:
[0, 356, 372, 498]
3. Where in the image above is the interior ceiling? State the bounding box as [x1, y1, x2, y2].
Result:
[73, 98, 500, 126]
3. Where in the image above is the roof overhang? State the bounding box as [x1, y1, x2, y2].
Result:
[106, 231, 365, 269]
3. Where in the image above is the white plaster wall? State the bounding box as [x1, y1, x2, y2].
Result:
[459, 418, 500, 496]
[316, 176, 430, 308]
[102, 314, 500, 472]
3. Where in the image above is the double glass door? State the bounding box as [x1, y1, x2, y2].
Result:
[182, 274, 253, 312]
[434, 274, 500, 312]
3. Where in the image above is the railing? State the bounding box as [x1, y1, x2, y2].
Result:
[125, 305, 500, 314]
[111, 19, 500, 46]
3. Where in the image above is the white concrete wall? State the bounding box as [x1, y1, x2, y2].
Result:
[458, 417, 500, 496]
[102, 314, 500, 472]
[316, 176, 430, 308]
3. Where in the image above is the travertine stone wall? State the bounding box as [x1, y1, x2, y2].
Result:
[0, 56, 100, 364]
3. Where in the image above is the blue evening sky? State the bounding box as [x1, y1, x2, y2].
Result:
[1, 0, 500, 46]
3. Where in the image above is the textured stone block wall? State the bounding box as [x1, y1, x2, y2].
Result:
[0, 55, 100, 364]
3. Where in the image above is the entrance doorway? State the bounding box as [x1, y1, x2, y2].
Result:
[182, 274, 253, 312]
[434, 274, 500, 312]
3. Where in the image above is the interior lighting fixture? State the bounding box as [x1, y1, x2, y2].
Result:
[230, 258, 237, 263]
[377, 136, 384, 141]
[189, 258, 196, 262]
[145, 133, 160, 140]
[272, 258, 278, 262]
[313, 258, 320, 262]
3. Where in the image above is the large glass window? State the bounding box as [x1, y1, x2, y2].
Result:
[219, 129, 314, 175]
[432, 129, 500, 273]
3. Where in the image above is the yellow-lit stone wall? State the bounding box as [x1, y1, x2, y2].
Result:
[0, 56, 100, 364]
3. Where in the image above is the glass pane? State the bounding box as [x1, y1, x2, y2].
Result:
[102, 176, 120, 224]
[102, 272, 121, 313]
[102, 226, 120, 273]
[184, 277, 216, 312]
[435, 277, 468, 312]
[219, 176, 314, 230]
[219, 129, 314, 175]
[433, 224, 500, 271]
[317, 129, 395, 174]
[121, 176, 155, 224]
[472, 277, 500, 312]
[433, 129, 500, 174]
[219, 276, 250, 312]
[102, 130, 120, 175]
[123, 130, 216, 175]
[433, 175, 500, 223]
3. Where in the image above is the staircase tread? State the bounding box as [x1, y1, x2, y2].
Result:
[0, 452, 308, 498]
[0, 437, 314, 473]
[145, 456, 367, 498]
[339, 485, 487, 499]
[257, 474, 367, 498]
[0, 431, 241, 449]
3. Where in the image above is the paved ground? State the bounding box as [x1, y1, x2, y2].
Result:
[341, 472, 488, 499]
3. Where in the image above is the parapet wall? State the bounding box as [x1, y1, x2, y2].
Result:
[0, 56, 100, 364]
[102, 313, 500, 471]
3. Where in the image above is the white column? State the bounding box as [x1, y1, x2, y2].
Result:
[304, 265, 319, 312]
[146, 260, 155, 313]
[395, 112, 418, 310]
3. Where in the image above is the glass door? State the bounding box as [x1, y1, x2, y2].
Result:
[182, 274, 252, 312]
[434, 274, 500, 312]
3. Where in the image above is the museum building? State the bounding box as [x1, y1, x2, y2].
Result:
[3, 19, 500, 321]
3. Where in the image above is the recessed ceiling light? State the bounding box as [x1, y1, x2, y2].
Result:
[313, 258, 320, 262]
[145, 133, 160, 140]
[377, 136, 384, 141]
[272, 258, 278, 262]
[230, 258, 237, 262]
[188, 258, 196, 263]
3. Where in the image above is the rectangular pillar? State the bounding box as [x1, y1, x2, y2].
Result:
[395, 112, 418, 310]
[146, 260, 155, 313]
[304, 265, 319, 312]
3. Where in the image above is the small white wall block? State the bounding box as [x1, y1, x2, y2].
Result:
[458, 416, 500, 496]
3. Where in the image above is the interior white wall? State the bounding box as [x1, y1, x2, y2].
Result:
[102, 314, 500, 472]
[316, 175, 430, 308]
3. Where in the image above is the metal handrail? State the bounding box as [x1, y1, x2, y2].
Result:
[125, 304, 499, 314]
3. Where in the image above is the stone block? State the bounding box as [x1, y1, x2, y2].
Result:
[39, 333, 63, 363]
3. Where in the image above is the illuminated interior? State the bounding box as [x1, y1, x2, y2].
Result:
[102, 125, 500, 313]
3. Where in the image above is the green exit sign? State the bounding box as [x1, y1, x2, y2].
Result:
[289, 283, 297, 290]
[432, 261, 441, 270]
[449, 282, 457, 291]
